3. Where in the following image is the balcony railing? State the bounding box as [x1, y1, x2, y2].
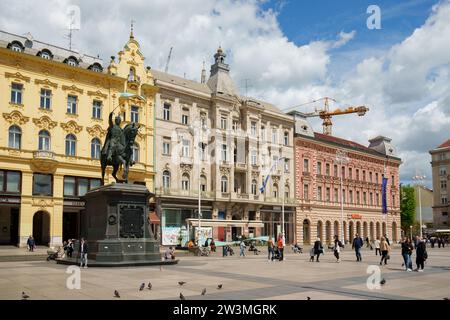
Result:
[156, 188, 214, 198]
[235, 163, 247, 170]
[237, 193, 249, 199]
[33, 150, 55, 160]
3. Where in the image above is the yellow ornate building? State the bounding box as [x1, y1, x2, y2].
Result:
[0, 30, 156, 247]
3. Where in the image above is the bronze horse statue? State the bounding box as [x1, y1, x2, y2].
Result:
[101, 112, 140, 184]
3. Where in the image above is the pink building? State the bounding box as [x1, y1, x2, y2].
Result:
[292, 115, 401, 245]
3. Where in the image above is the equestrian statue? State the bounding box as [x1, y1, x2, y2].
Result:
[101, 111, 140, 184]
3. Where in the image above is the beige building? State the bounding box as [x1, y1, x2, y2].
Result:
[0, 30, 157, 247]
[429, 139, 450, 228]
[413, 185, 433, 226]
[153, 47, 296, 245]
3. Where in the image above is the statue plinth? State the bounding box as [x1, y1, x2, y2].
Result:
[58, 183, 177, 267]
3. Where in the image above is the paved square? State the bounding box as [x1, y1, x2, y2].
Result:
[1, 246, 449, 300]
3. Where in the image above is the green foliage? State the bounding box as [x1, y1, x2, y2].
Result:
[400, 185, 416, 231]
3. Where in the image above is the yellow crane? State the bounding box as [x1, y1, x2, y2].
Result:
[288, 97, 369, 136]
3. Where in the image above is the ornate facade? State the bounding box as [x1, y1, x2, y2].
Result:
[0, 30, 156, 247]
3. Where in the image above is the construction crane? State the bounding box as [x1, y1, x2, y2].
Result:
[164, 47, 173, 73]
[287, 97, 369, 136]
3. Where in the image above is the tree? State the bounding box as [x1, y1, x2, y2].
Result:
[400, 185, 416, 231]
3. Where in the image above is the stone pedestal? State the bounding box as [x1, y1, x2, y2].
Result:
[58, 183, 177, 267]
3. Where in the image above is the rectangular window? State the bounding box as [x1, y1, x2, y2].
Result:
[11, 83, 23, 104]
[40, 89, 51, 109]
[251, 122, 257, 136]
[391, 175, 395, 186]
[67, 95, 77, 114]
[317, 186, 322, 201]
[326, 187, 331, 202]
[326, 163, 330, 176]
[131, 106, 139, 123]
[341, 166, 345, 179]
[284, 159, 289, 172]
[200, 143, 206, 161]
[441, 180, 447, 189]
[356, 191, 360, 204]
[251, 150, 257, 165]
[342, 189, 346, 203]
[90, 179, 101, 190]
[334, 188, 338, 203]
[63, 177, 76, 196]
[304, 159, 309, 173]
[376, 193, 380, 206]
[362, 170, 366, 181]
[78, 178, 89, 196]
[440, 167, 447, 176]
[182, 114, 189, 125]
[33, 173, 53, 196]
[220, 117, 227, 130]
[92, 100, 102, 119]
[334, 164, 338, 177]
[356, 169, 359, 181]
[349, 190, 353, 204]
[316, 161, 322, 175]
[163, 103, 171, 121]
[442, 196, 448, 205]
[272, 128, 278, 144]
[375, 173, 379, 184]
[370, 192, 373, 205]
[348, 168, 352, 180]
[284, 132, 289, 146]
[63, 176, 101, 197]
[261, 126, 266, 141]
[221, 144, 227, 161]
[369, 172, 373, 182]
[232, 120, 239, 132]
[363, 192, 367, 205]
[4, 171, 21, 193]
[304, 184, 309, 200]
[182, 139, 190, 157]
[163, 139, 171, 155]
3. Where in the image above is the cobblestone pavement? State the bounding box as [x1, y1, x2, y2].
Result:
[1, 246, 449, 300]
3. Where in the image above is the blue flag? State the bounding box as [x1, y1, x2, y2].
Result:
[382, 177, 388, 214]
[260, 161, 278, 193]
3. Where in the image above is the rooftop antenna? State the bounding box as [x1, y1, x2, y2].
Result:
[130, 19, 135, 38]
[64, 8, 80, 51]
[240, 79, 252, 96]
[165, 46, 173, 73]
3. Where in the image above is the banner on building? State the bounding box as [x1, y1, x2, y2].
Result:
[162, 227, 181, 246]
[382, 177, 388, 214]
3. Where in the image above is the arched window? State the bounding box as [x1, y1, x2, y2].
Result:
[39, 49, 52, 60]
[200, 175, 207, 192]
[132, 143, 139, 162]
[38, 130, 50, 151]
[273, 183, 278, 198]
[181, 173, 190, 190]
[66, 56, 78, 66]
[65, 134, 76, 156]
[129, 67, 136, 81]
[91, 138, 101, 159]
[285, 184, 290, 199]
[8, 125, 21, 149]
[251, 179, 257, 195]
[162, 171, 171, 189]
[9, 41, 23, 52]
[221, 176, 228, 193]
[89, 63, 103, 72]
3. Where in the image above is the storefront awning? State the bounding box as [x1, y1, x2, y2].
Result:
[148, 212, 160, 224]
[186, 218, 263, 228]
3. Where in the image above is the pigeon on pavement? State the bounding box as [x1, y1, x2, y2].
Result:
[139, 283, 145, 291]
[201, 288, 206, 295]
[148, 282, 152, 290]
[217, 284, 223, 289]
[22, 292, 29, 300]
[178, 281, 186, 286]
[180, 293, 186, 300]
[380, 278, 386, 285]
[114, 290, 120, 298]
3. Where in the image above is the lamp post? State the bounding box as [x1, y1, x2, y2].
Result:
[410, 225, 413, 240]
[335, 150, 349, 244]
[412, 175, 426, 238]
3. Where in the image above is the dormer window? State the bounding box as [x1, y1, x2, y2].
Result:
[9, 41, 24, 53]
[39, 49, 52, 60]
[89, 63, 103, 72]
[128, 67, 136, 81]
[66, 56, 78, 67]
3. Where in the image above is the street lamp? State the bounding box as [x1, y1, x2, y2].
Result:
[412, 175, 426, 238]
[410, 225, 413, 240]
[335, 150, 349, 244]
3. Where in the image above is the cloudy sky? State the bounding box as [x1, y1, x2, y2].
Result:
[1, 0, 449, 187]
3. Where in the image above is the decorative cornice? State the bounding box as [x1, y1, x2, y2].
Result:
[5, 72, 30, 83]
[219, 166, 231, 176]
[180, 163, 193, 173]
[87, 90, 107, 99]
[86, 125, 107, 138]
[3, 110, 29, 125]
[35, 78, 58, 89]
[32, 116, 57, 130]
[60, 120, 83, 134]
[62, 84, 84, 94]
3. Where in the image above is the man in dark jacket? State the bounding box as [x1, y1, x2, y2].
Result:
[415, 237, 427, 272]
[313, 238, 323, 262]
[80, 238, 88, 268]
[352, 234, 364, 262]
[27, 236, 35, 252]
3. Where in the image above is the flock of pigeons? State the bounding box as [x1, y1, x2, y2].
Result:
[111, 281, 223, 300]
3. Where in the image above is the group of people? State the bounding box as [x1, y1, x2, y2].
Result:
[266, 234, 285, 261]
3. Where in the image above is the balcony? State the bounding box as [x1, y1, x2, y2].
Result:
[31, 150, 58, 172]
[156, 188, 214, 198]
[237, 193, 249, 199]
[235, 162, 247, 171]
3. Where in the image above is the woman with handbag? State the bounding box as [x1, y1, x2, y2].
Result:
[379, 236, 390, 266]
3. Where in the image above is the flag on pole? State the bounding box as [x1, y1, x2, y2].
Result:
[382, 177, 388, 214]
[260, 161, 279, 193]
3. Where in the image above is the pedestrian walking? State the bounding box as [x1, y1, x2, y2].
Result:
[309, 247, 315, 262]
[415, 237, 427, 272]
[239, 240, 246, 257]
[401, 237, 413, 271]
[379, 236, 390, 266]
[267, 237, 274, 261]
[80, 238, 88, 268]
[374, 237, 381, 256]
[27, 235, 35, 252]
[365, 237, 370, 248]
[352, 233, 363, 262]
[313, 238, 323, 262]
[333, 235, 343, 262]
[277, 235, 284, 261]
[210, 239, 216, 252]
[384, 234, 390, 246]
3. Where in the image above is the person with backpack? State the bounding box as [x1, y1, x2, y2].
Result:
[333, 235, 344, 262]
